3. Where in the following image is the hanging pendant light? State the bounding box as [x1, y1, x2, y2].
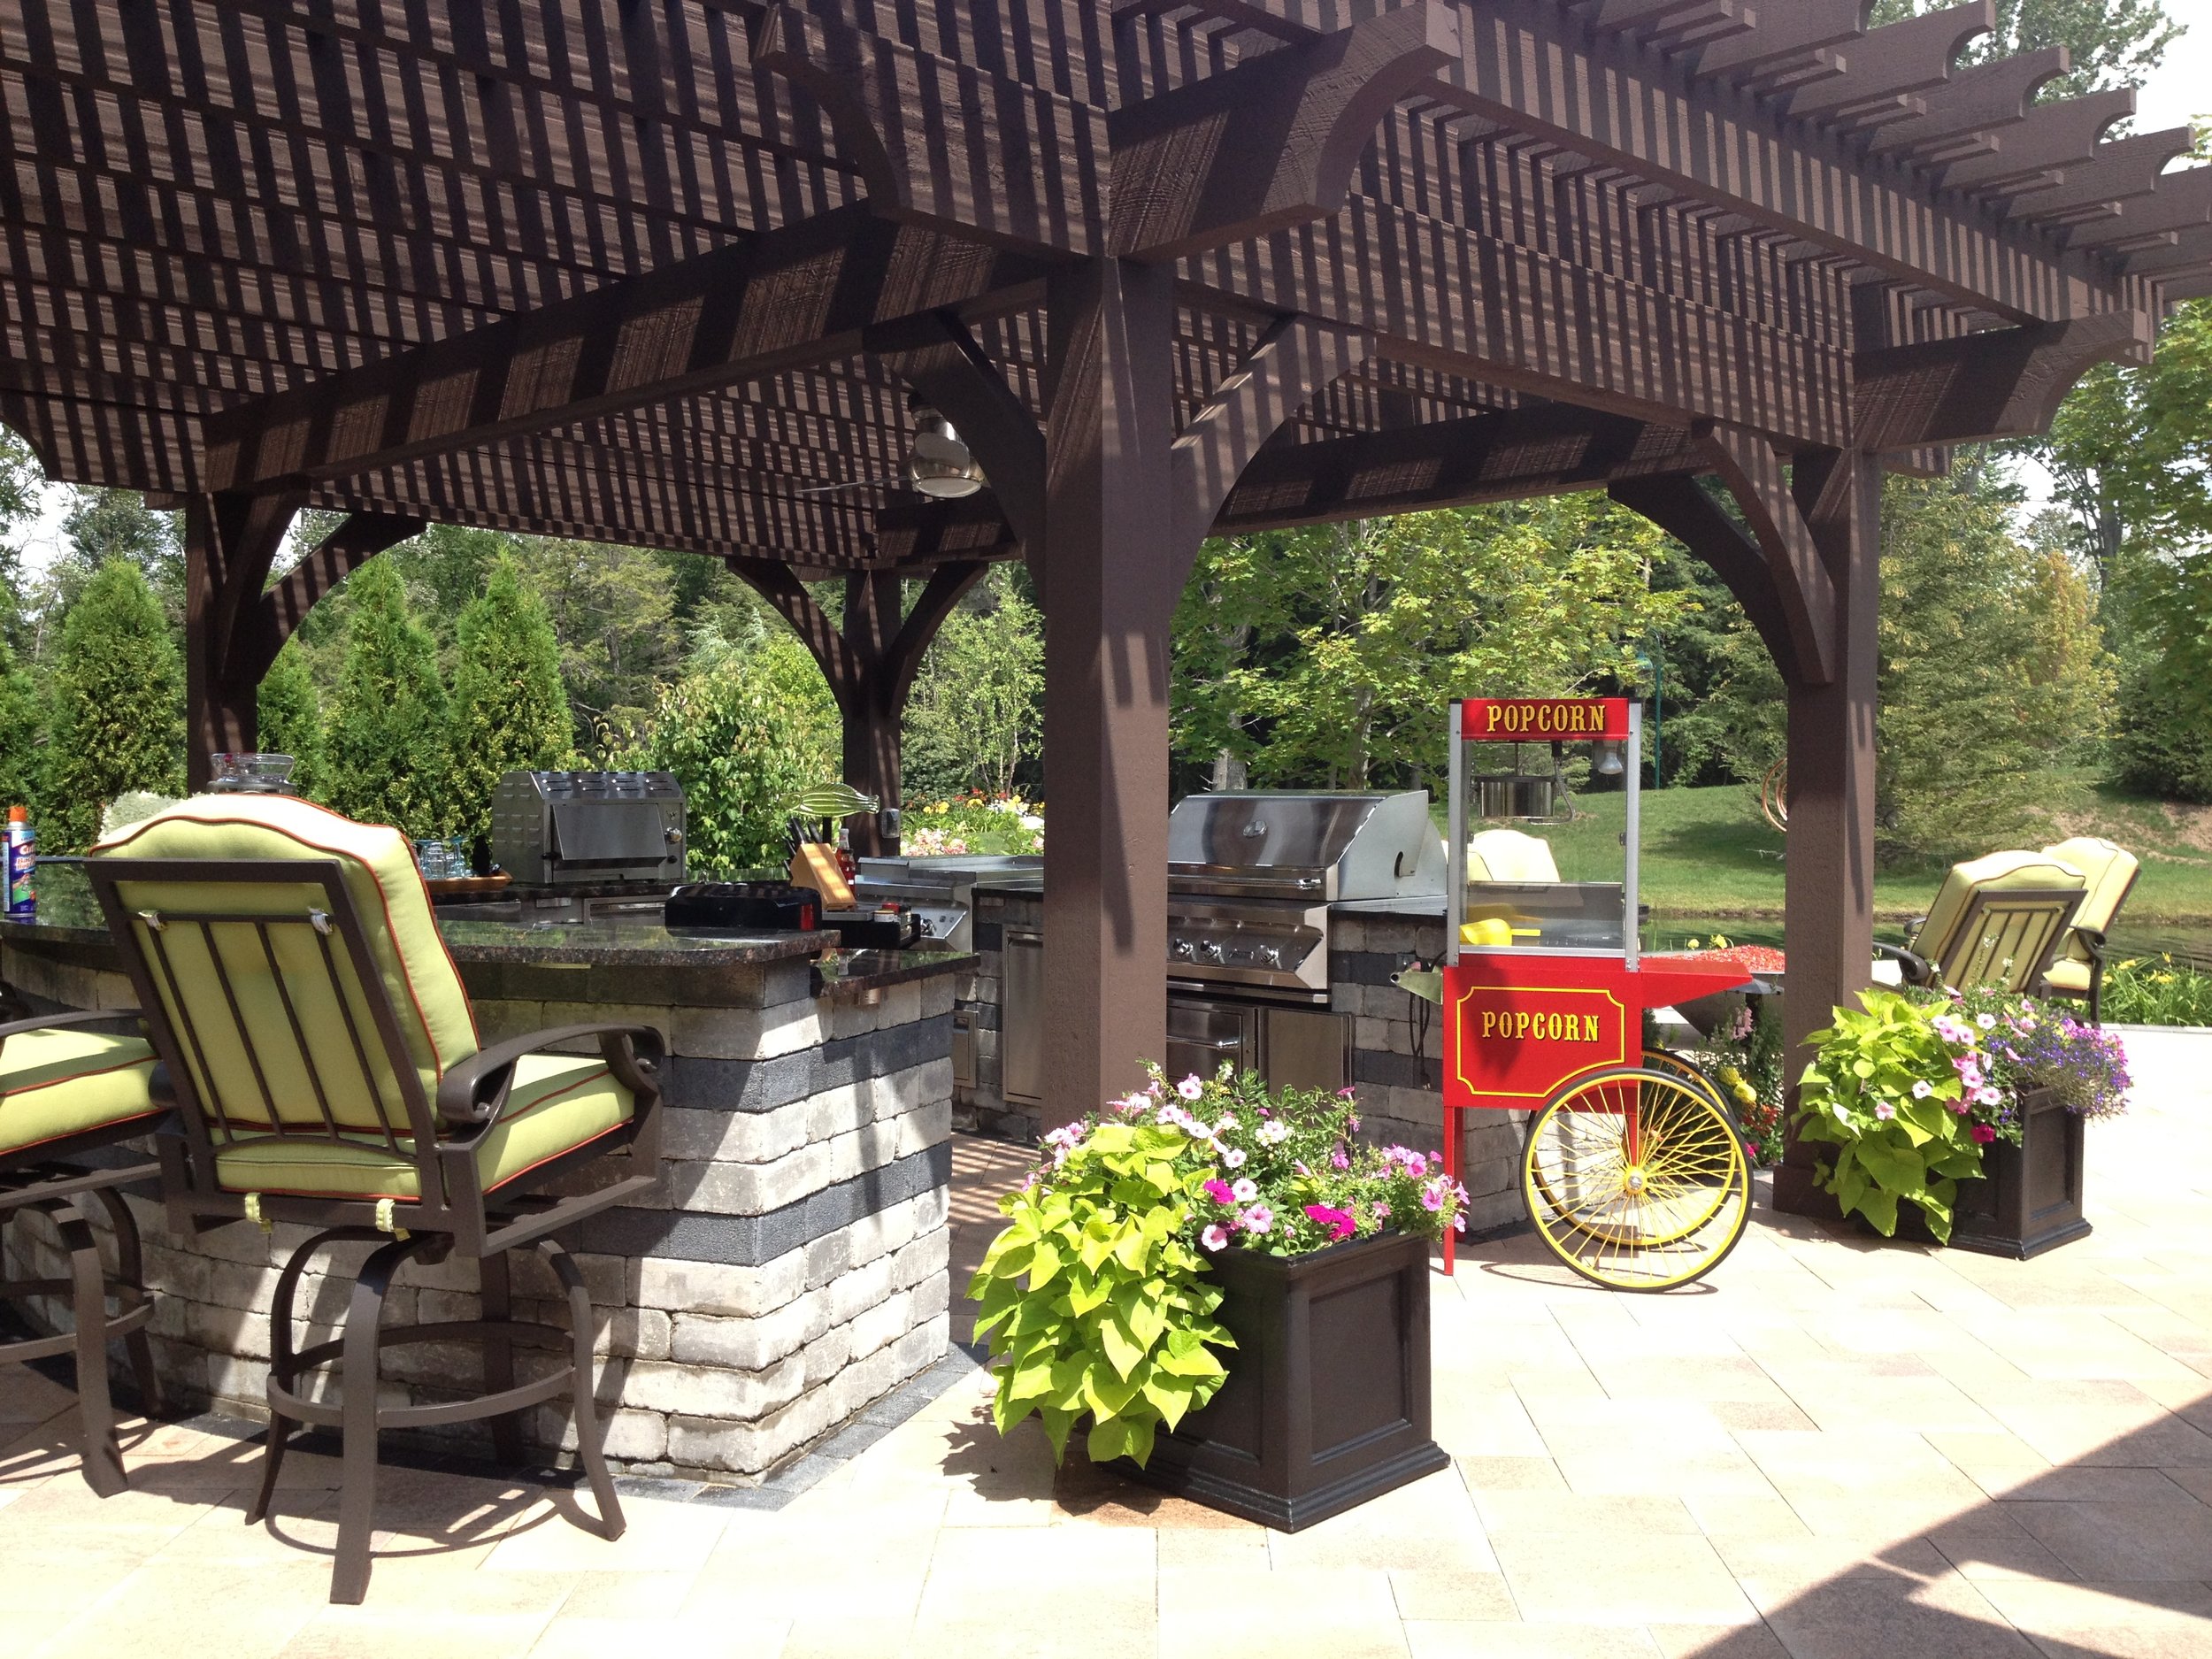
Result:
[907, 405, 987, 498]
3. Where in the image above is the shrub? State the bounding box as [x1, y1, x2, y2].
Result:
[446, 558, 574, 841]
[320, 558, 454, 836]
[39, 560, 184, 850]
[256, 641, 325, 800]
[631, 630, 836, 873]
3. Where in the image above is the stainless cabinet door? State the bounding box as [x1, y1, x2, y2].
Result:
[1261, 1005, 1352, 1094]
[1166, 998, 1258, 1085]
[1002, 929, 1045, 1105]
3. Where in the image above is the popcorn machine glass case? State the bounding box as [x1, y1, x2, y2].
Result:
[1437, 697, 1757, 1293]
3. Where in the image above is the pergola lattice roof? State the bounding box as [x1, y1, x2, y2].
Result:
[5, 0, 2203, 576]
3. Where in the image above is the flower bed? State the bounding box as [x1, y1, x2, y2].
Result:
[901, 791, 1043, 856]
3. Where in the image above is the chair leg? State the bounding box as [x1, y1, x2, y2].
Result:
[330, 1235, 414, 1606]
[88, 1187, 161, 1419]
[58, 1201, 127, 1498]
[541, 1239, 623, 1541]
[250, 1228, 331, 1525]
[479, 1249, 525, 1466]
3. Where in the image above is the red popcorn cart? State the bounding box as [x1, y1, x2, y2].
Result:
[1441, 697, 1755, 1289]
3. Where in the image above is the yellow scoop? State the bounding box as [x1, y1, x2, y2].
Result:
[1461, 918, 1541, 948]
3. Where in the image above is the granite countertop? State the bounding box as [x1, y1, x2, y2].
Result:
[2, 862, 971, 989]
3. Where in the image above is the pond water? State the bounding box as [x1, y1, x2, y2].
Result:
[1653, 914, 2212, 973]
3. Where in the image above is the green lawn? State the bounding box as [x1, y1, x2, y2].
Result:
[1443, 772, 2212, 929]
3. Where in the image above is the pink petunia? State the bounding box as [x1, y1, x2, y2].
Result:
[1330, 1145, 1350, 1170]
[1202, 1179, 1234, 1205]
[1874, 1102, 1896, 1120]
[1201, 1224, 1230, 1251]
[1177, 1075, 1205, 1101]
[1221, 1147, 1248, 1169]
[1976, 1087, 2002, 1107]
[1231, 1177, 1259, 1203]
[1302, 1204, 1356, 1242]
[1420, 1181, 1445, 1212]
[1373, 1202, 1391, 1220]
[1970, 1124, 1996, 1144]
[1242, 1204, 1274, 1234]
[1910, 1079, 1934, 1099]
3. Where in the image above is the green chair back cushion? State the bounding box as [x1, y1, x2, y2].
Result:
[1467, 829, 1561, 885]
[0, 1027, 160, 1158]
[2039, 837, 2139, 971]
[210, 1054, 632, 1200]
[1911, 850, 2086, 992]
[92, 795, 479, 1137]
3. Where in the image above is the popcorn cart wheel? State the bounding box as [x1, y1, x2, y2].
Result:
[1519, 1065, 1753, 1291]
[1443, 696, 1759, 1292]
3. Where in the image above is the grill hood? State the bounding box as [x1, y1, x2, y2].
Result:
[1166, 790, 1447, 902]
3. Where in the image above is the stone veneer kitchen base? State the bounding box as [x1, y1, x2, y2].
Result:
[0, 893, 964, 1485]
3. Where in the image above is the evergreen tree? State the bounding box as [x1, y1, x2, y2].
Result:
[37, 560, 184, 850]
[0, 636, 39, 812]
[257, 641, 326, 801]
[49, 488, 186, 629]
[447, 557, 573, 841]
[321, 558, 453, 836]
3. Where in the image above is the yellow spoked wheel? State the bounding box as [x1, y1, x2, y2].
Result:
[1640, 1048, 1732, 1117]
[1522, 1067, 1752, 1292]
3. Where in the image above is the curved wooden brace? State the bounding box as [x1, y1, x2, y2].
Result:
[240, 511, 426, 683]
[1609, 473, 1810, 686]
[1169, 315, 1371, 551]
[1854, 311, 2154, 453]
[865, 313, 1048, 552]
[726, 557, 864, 697]
[1106, 2, 1461, 261]
[1694, 424, 1839, 687]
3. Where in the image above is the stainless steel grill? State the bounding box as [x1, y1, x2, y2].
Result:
[1166, 791, 1446, 1002]
[489, 771, 687, 888]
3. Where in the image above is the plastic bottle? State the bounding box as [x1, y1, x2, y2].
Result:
[4, 805, 34, 918]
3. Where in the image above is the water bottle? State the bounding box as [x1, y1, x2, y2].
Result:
[5, 806, 34, 918]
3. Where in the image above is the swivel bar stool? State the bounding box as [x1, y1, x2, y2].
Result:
[88, 795, 664, 1601]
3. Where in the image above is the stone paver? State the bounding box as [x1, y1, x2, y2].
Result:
[4, 1026, 2208, 1658]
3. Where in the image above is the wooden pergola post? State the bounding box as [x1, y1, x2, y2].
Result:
[1037, 261, 1183, 1124]
[1773, 453, 1884, 1217]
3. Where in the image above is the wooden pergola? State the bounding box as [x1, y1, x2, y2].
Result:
[8, 0, 2208, 1187]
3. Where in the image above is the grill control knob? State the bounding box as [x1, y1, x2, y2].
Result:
[1261, 947, 1284, 967]
[1201, 941, 1226, 962]
[1171, 940, 1195, 959]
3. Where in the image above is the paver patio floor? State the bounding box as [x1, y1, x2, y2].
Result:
[4, 1029, 2208, 1659]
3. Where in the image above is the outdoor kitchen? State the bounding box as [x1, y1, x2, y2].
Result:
[874, 790, 1534, 1239]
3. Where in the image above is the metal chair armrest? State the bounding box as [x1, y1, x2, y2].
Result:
[0, 1007, 143, 1044]
[1872, 941, 1938, 987]
[434, 1023, 665, 1131]
[2074, 926, 2110, 961]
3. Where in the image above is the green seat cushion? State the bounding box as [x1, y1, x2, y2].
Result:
[0, 1027, 160, 1156]
[212, 1052, 633, 1201]
[93, 795, 479, 1135]
[1912, 850, 2086, 992]
[2042, 957, 2093, 995]
[2040, 837, 2139, 972]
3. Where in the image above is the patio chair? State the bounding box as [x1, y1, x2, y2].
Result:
[85, 795, 664, 1603]
[1, 1010, 165, 1494]
[1466, 828, 1562, 884]
[2036, 837, 2139, 1024]
[1878, 850, 2087, 995]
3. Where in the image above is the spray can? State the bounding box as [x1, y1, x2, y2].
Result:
[4, 805, 32, 918]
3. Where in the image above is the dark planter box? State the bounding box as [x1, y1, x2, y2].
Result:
[1896, 1087, 2092, 1259]
[1115, 1229, 1448, 1530]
